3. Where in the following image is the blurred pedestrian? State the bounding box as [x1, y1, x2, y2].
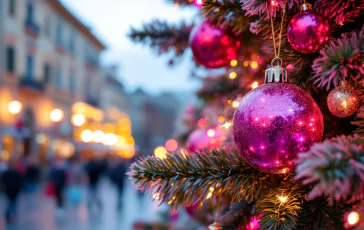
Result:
[49, 156, 68, 217]
[24, 156, 40, 193]
[2, 159, 24, 223]
[66, 156, 84, 206]
[109, 157, 127, 210]
[85, 155, 106, 210]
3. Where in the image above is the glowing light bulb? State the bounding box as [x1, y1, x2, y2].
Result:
[251, 81, 259, 89]
[207, 129, 215, 137]
[232, 100, 240, 108]
[342, 100, 347, 108]
[153, 192, 161, 200]
[271, 0, 278, 6]
[243, 61, 249, 67]
[50, 109, 64, 122]
[229, 71, 237, 79]
[8, 101, 22, 114]
[81, 130, 93, 143]
[154, 146, 167, 159]
[348, 212, 359, 225]
[277, 196, 287, 203]
[251, 61, 258, 69]
[103, 133, 117, 146]
[230, 59, 238, 67]
[72, 114, 86, 126]
[206, 187, 214, 200]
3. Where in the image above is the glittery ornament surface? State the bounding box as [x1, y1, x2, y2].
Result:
[327, 84, 359, 118]
[189, 20, 240, 69]
[232, 83, 324, 174]
[287, 10, 330, 54]
[186, 126, 227, 153]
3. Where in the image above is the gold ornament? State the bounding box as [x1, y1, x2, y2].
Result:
[327, 81, 359, 118]
[208, 221, 222, 230]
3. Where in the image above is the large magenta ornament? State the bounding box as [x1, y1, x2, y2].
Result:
[189, 20, 240, 69]
[232, 63, 324, 174]
[287, 3, 330, 54]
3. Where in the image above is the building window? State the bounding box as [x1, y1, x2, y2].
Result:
[9, 0, 16, 16]
[69, 75, 76, 93]
[56, 68, 62, 89]
[44, 63, 51, 84]
[56, 20, 63, 48]
[6, 46, 15, 73]
[26, 2, 34, 22]
[44, 15, 51, 37]
[69, 30, 75, 54]
[26, 55, 34, 79]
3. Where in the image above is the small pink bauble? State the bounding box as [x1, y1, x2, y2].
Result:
[186, 127, 226, 153]
[232, 83, 324, 174]
[194, 0, 203, 8]
[189, 20, 240, 69]
[287, 9, 330, 54]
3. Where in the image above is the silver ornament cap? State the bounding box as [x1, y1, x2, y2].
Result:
[264, 58, 288, 83]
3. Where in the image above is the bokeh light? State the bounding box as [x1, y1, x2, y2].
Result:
[93, 130, 105, 143]
[50, 109, 64, 122]
[154, 146, 168, 159]
[232, 100, 240, 108]
[230, 59, 238, 67]
[72, 114, 86, 126]
[8, 101, 22, 114]
[81, 130, 93, 143]
[251, 81, 259, 89]
[103, 133, 117, 146]
[166, 139, 178, 152]
[229, 71, 237, 79]
[207, 129, 215, 137]
[251, 61, 258, 69]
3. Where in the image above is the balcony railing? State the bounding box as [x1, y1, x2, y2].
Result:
[19, 77, 45, 92]
[25, 18, 40, 38]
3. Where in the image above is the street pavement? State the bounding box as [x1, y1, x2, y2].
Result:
[0, 179, 163, 230]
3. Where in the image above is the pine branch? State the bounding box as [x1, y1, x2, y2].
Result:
[312, 26, 364, 91]
[315, 0, 364, 25]
[256, 182, 305, 230]
[295, 135, 364, 202]
[128, 20, 193, 65]
[241, 0, 300, 18]
[128, 149, 285, 208]
[202, 0, 253, 34]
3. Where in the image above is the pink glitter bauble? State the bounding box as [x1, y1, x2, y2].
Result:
[186, 127, 226, 153]
[189, 20, 240, 69]
[232, 83, 324, 174]
[287, 10, 330, 54]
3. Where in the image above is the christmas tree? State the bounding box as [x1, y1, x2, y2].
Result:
[128, 0, 364, 229]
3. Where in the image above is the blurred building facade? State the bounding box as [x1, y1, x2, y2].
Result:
[0, 0, 134, 162]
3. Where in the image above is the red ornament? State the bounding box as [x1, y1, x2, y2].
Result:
[186, 126, 227, 153]
[287, 4, 330, 54]
[232, 65, 324, 174]
[189, 20, 240, 69]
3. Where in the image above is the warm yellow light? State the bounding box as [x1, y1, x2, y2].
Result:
[229, 72, 237, 79]
[277, 195, 288, 203]
[232, 100, 240, 108]
[207, 129, 215, 137]
[342, 100, 347, 108]
[93, 130, 105, 143]
[8, 101, 22, 114]
[222, 121, 232, 129]
[103, 133, 117, 146]
[251, 81, 259, 89]
[152, 192, 161, 200]
[50, 109, 64, 122]
[72, 114, 86, 127]
[206, 187, 214, 200]
[218, 116, 225, 123]
[81, 130, 93, 143]
[243, 61, 249, 67]
[230, 59, 238, 67]
[251, 61, 258, 69]
[154, 146, 167, 159]
[348, 212, 360, 225]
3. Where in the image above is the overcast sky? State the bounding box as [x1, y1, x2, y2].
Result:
[60, 0, 199, 93]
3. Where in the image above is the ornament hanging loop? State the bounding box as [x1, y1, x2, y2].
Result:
[271, 57, 283, 68]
